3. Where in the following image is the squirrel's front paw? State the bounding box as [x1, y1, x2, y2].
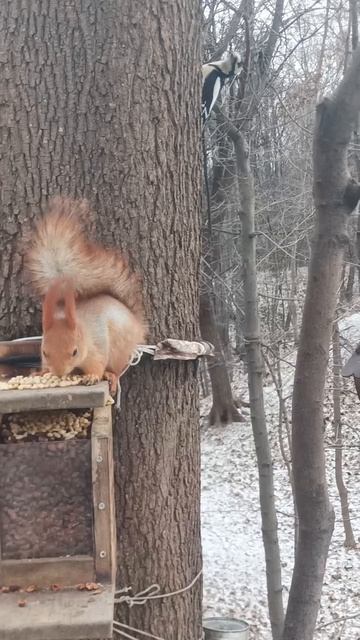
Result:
[103, 371, 118, 395]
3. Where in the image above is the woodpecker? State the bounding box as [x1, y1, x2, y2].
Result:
[202, 52, 242, 122]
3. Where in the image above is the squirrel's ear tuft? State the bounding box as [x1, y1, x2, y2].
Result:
[42, 290, 55, 331]
[42, 278, 77, 332]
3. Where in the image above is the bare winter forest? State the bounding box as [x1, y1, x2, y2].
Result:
[200, 0, 360, 638]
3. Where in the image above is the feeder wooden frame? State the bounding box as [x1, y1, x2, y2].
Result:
[0, 382, 116, 640]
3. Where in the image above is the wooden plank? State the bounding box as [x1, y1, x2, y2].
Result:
[0, 556, 95, 588]
[108, 416, 117, 587]
[0, 382, 109, 413]
[0, 584, 114, 640]
[92, 404, 113, 438]
[91, 406, 116, 584]
[0, 337, 41, 359]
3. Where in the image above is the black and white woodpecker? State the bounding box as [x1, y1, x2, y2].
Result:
[201, 52, 242, 122]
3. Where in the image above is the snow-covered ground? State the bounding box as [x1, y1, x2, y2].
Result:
[201, 311, 360, 639]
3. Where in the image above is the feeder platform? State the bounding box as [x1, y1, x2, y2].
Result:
[0, 586, 114, 640]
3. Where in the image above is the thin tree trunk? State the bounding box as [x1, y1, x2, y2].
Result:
[200, 359, 210, 398]
[262, 349, 298, 557]
[0, 2, 202, 639]
[218, 109, 284, 640]
[283, 47, 360, 640]
[200, 290, 243, 426]
[289, 245, 299, 345]
[201, 134, 241, 420]
[342, 237, 356, 303]
[356, 218, 360, 292]
[240, 183, 284, 638]
[201, 151, 242, 425]
[239, 141, 284, 640]
[332, 321, 356, 548]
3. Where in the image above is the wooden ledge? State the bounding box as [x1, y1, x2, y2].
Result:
[0, 382, 110, 414]
[0, 584, 114, 640]
[0, 556, 95, 589]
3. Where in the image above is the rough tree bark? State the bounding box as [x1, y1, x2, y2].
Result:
[217, 108, 284, 640]
[282, 47, 360, 640]
[0, 2, 202, 639]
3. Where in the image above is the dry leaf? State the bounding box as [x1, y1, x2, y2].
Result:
[85, 582, 100, 591]
[1, 587, 10, 593]
[50, 584, 62, 592]
[76, 583, 86, 591]
[18, 600, 27, 607]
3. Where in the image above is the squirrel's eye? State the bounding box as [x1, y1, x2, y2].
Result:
[72, 348, 78, 357]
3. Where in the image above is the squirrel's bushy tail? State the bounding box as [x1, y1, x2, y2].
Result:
[26, 196, 145, 323]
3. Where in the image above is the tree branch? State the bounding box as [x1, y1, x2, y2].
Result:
[213, 105, 249, 175]
[263, 0, 285, 72]
[208, 1, 246, 60]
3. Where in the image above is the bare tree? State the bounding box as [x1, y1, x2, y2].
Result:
[200, 0, 286, 426]
[283, 45, 360, 640]
[217, 107, 285, 640]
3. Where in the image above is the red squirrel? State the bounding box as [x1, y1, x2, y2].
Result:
[26, 197, 147, 392]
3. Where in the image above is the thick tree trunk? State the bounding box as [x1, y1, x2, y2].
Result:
[283, 48, 360, 640]
[0, 2, 202, 639]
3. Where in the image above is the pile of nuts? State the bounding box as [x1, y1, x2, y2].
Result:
[0, 373, 100, 391]
[0, 409, 92, 443]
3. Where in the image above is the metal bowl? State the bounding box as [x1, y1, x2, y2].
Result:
[203, 617, 250, 640]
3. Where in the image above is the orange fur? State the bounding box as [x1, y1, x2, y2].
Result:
[26, 197, 147, 388]
[26, 196, 145, 323]
[42, 278, 77, 331]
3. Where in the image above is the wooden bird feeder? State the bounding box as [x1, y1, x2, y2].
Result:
[0, 335, 214, 640]
[0, 381, 116, 640]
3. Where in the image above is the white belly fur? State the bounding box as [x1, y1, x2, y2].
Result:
[77, 295, 144, 374]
